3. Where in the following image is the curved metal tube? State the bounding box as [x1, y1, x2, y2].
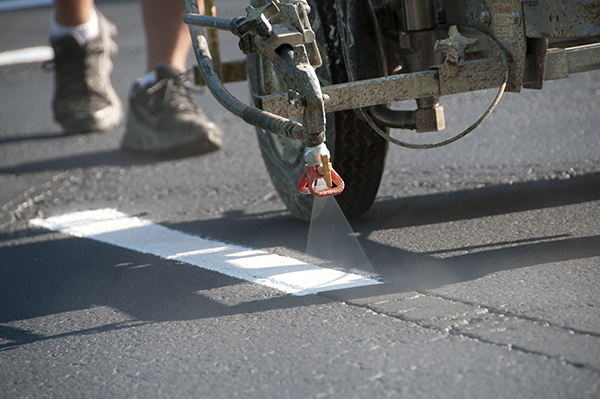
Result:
[276, 45, 325, 147]
[187, 21, 303, 141]
[368, 106, 417, 130]
[183, 13, 239, 32]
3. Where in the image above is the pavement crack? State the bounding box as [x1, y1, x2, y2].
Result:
[454, 330, 598, 371]
[329, 293, 600, 373]
[423, 291, 600, 338]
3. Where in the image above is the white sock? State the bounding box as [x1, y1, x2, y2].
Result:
[51, 9, 100, 46]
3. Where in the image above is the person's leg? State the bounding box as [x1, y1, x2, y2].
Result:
[51, 0, 99, 47]
[141, 0, 203, 72]
[122, 0, 222, 157]
[53, 0, 94, 27]
[50, 0, 123, 134]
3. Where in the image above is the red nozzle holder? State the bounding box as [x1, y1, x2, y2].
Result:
[297, 165, 345, 197]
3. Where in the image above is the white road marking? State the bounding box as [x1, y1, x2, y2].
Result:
[29, 208, 381, 296]
[0, 0, 53, 12]
[0, 46, 53, 66]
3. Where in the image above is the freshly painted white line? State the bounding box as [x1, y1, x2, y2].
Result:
[30, 208, 381, 296]
[0, 0, 53, 12]
[0, 46, 53, 66]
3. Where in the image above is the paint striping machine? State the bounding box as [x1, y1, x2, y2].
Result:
[183, 0, 600, 220]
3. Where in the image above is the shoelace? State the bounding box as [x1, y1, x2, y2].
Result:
[147, 74, 199, 113]
[44, 41, 105, 98]
[184, 67, 205, 95]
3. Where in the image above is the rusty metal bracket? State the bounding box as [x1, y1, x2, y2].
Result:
[335, 20, 510, 150]
[523, 0, 600, 39]
[257, 57, 506, 118]
[441, 0, 527, 92]
[236, 2, 279, 37]
[435, 25, 479, 65]
[544, 43, 600, 80]
[437, 56, 505, 95]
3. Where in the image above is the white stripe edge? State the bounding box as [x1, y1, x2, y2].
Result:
[0, 0, 53, 12]
[29, 208, 382, 296]
[0, 46, 53, 66]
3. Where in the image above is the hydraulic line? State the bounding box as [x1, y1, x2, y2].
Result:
[369, 106, 417, 130]
[185, 2, 304, 141]
[183, 13, 239, 32]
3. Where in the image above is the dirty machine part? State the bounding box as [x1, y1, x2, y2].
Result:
[249, 0, 389, 220]
[185, 0, 600, 221]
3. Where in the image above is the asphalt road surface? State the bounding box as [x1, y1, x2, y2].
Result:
[1, 1, 599, 398]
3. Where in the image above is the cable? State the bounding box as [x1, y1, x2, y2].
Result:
[334, 0, 508, 149]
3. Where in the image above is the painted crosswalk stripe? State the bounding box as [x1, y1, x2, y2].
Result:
[29, 208, 381, 296]
[0, 0, 53, 12]
[0, 46, 53, 66]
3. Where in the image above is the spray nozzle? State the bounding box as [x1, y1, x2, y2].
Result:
[298, 144, 344, 197]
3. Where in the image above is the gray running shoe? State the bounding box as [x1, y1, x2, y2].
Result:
[121, 64, 223, 157]
[50, 11, 123, 134]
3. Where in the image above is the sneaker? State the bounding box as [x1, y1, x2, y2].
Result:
[121, 64, 223, 157]
[50, 11, 123, 134]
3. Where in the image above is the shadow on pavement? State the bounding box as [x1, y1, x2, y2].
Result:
[0, 228, 328, 351]
[0, 321, 151, 352]
[0, 148, 174, 173]
[1, 173, 599, 349]
[346, 172, 600, 291]
[173, 172, 600, 294]
[359, 173, 600, 230]
[0, 133, 66, 145]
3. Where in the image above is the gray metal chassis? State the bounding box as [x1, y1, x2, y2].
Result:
[184, 0, 600, 147]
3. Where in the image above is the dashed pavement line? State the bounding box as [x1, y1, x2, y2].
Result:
[30, 208, 381, 296]
[0, 0, 52, 12]
[0, 46, 53, 66]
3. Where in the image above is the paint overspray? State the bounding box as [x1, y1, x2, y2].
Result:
[307, 193, 375, 276]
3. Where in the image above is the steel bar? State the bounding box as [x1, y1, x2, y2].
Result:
[183, 13, 238, 32]
[259, 57, 506, 118]
[544, 43, 600, 80]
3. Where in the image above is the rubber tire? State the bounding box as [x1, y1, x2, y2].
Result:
[248, 0, 389, 221]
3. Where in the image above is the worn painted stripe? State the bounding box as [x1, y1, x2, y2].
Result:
[29, 209, 381, 296]
[0, 0, 53, 12]
[0, 46, 53, 66]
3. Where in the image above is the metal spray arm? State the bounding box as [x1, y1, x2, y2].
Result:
[184, 1, 303, 141]
[183, 0, 344, 196]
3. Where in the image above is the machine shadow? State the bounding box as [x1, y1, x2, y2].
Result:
[3, 174, 598, 349]
[173, 172, 600, 294]
[358, 172, 600, 230]
[0, 132, 66, 145]
[0, 229, 328, 351]
[337, 172, 600, 297]
[0, 148, 175, 174]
